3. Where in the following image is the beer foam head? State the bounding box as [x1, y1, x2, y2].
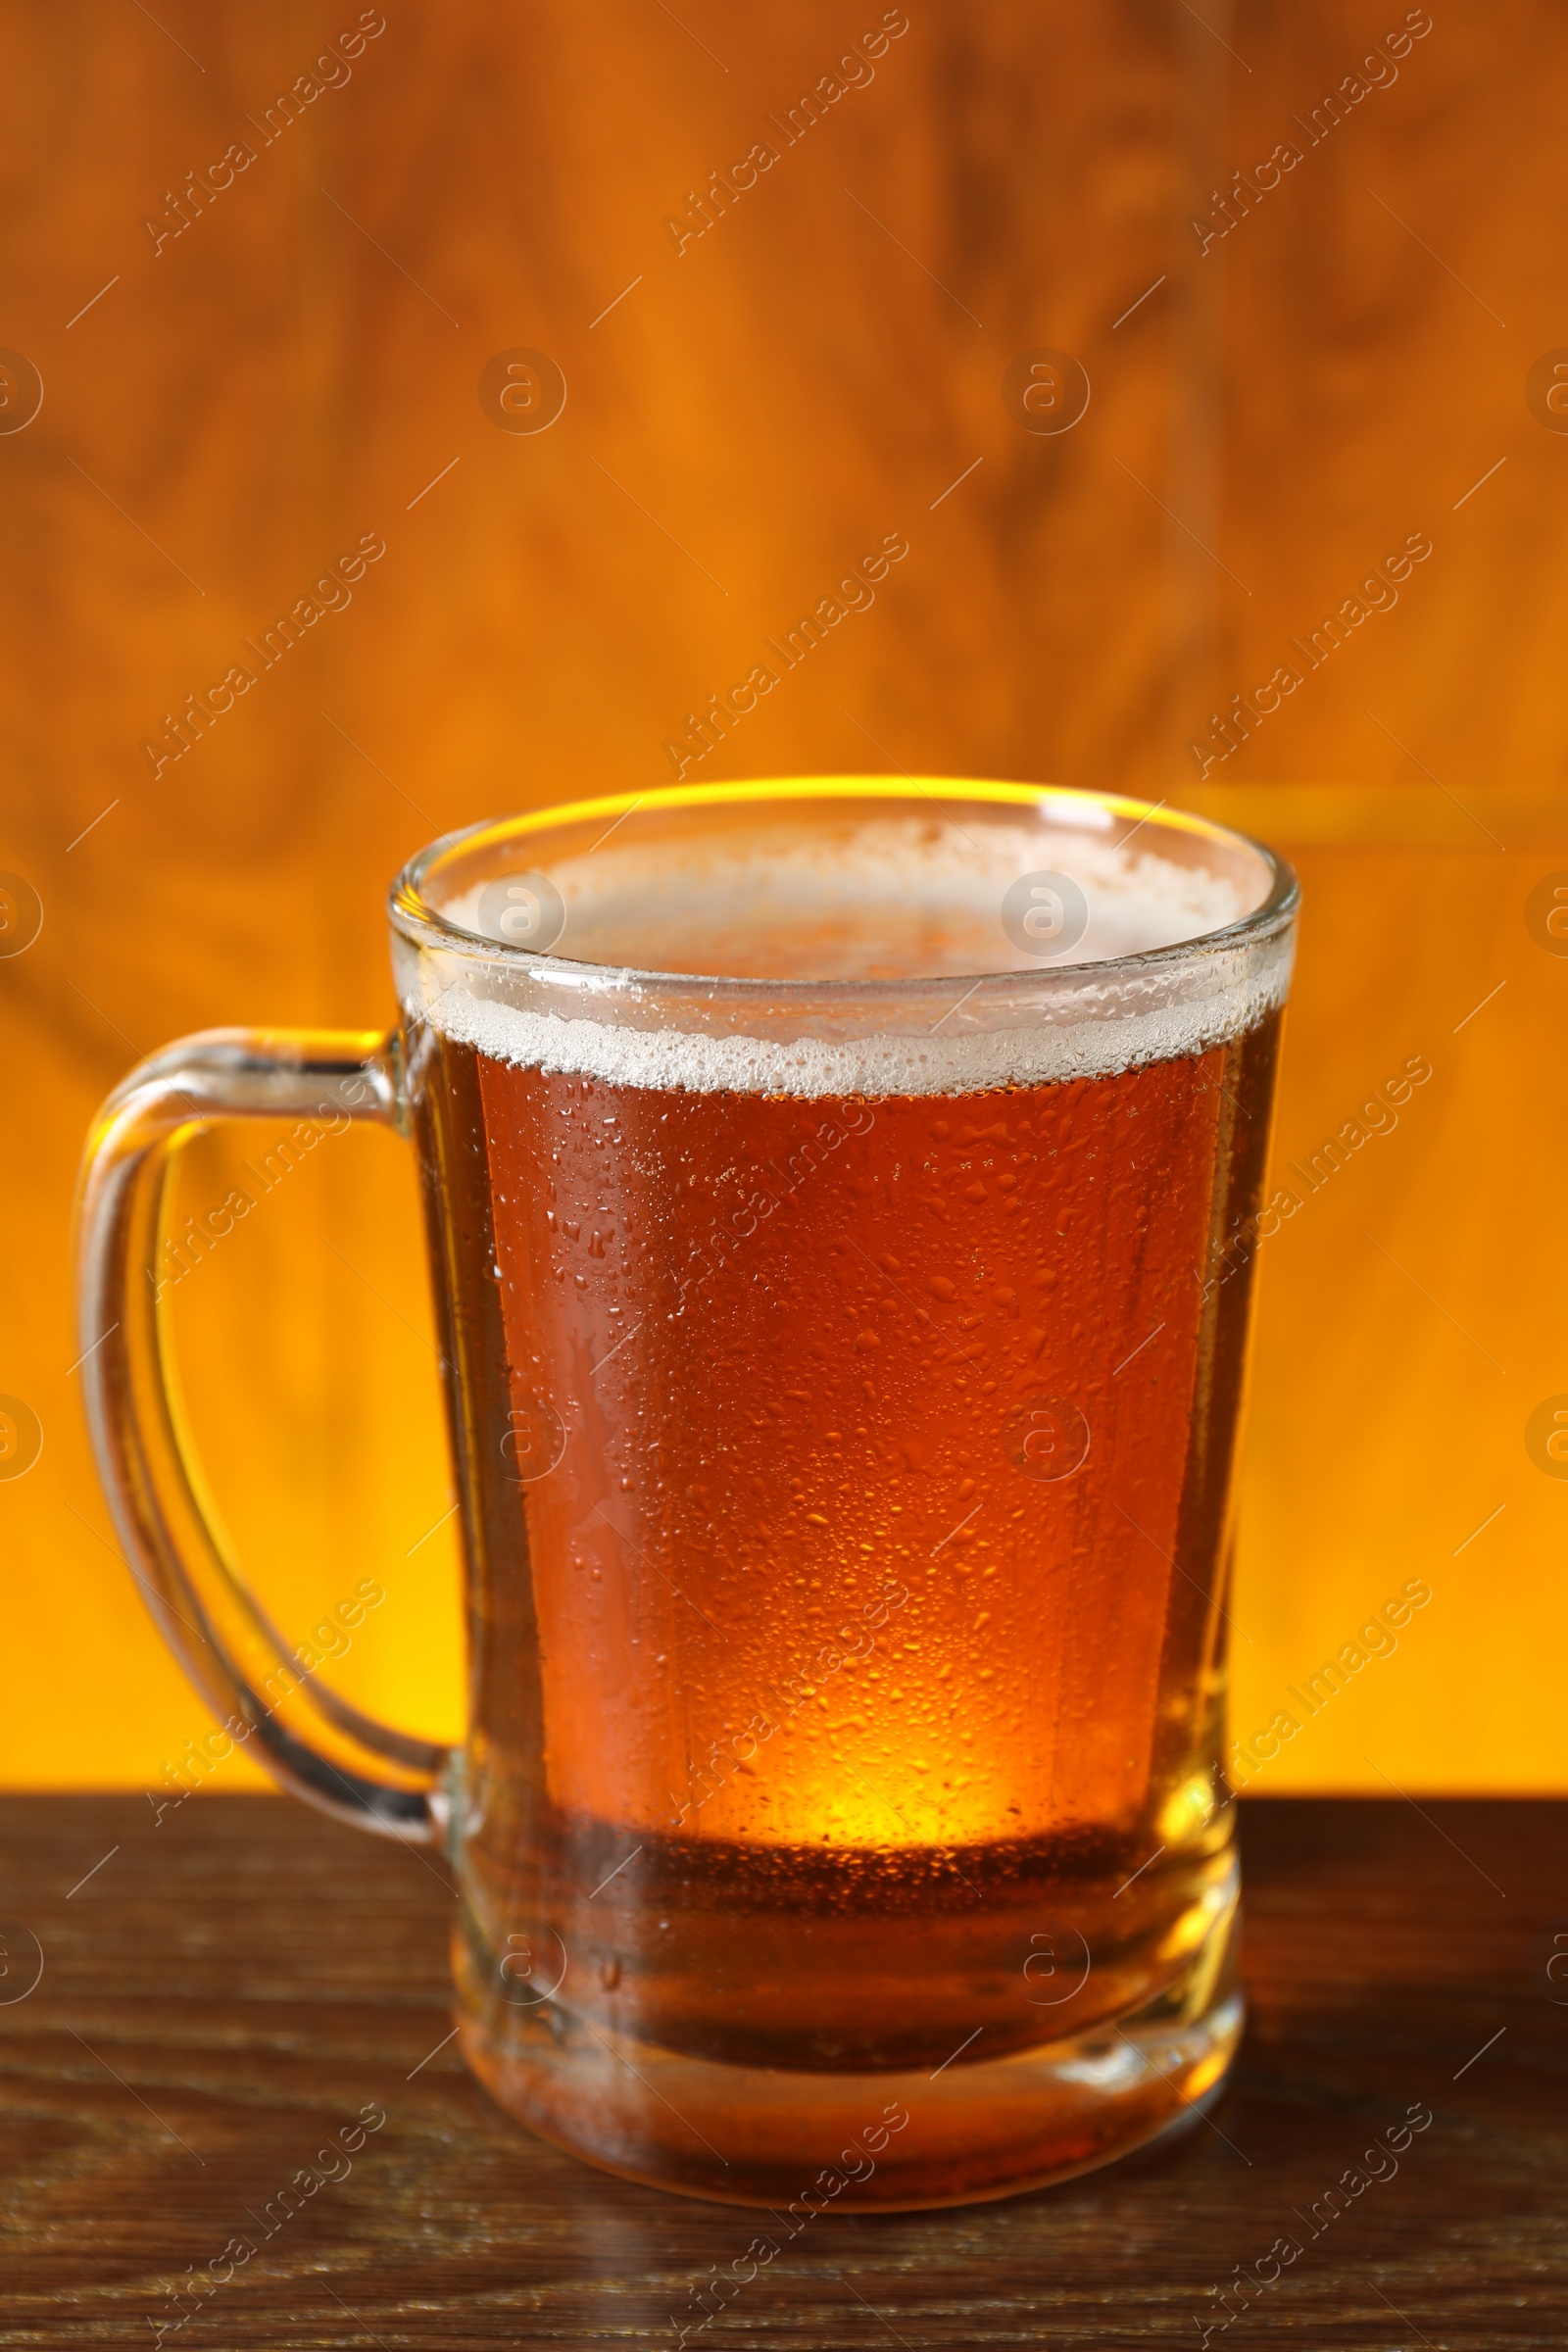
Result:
[396, 803, 1294, 1098]
[446, 819, 1250, 981]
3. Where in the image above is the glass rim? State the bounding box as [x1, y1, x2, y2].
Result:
[387, 775, 1299, 997]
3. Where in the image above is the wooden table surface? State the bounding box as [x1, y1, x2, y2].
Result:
[0, 1794, 1560, 2349]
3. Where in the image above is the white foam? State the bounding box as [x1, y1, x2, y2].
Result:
[398, 820, 1291, 1100]
[449, 821, 1253, 981]
[404, 969, 1287, 1099]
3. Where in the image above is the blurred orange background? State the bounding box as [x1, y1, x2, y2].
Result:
[2, 0, 1563, 1792]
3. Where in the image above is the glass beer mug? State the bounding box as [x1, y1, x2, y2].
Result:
[76, 778, 1297, 2208]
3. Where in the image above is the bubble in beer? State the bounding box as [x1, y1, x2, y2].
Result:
[1004, 1396, 1089, 1482]
[500, 1393, 567, 1482]
[478, 347, 567, 434]
[1001, 347, 1090, 435]
[999, 871, 1089, 961]
[476, 871, 566, 954]
[1525, 1395, 1568, 1480]
[1021, 1926, 1092, 2006]
[0, 351, 42, 436]
[496, 1922, 567, 2006]
[0, 1922, 43, 2004]
[1525, 870, 1568, 956]
[0, 1396, 42, 1481]
[0, 872, 42, 957]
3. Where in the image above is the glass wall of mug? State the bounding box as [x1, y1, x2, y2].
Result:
[393, 780, 1297, 2207]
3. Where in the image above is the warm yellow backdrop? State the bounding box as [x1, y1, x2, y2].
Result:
[2, 1, 1563, 1792]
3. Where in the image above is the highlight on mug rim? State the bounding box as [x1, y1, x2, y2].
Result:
[388, 774, 1299, 996]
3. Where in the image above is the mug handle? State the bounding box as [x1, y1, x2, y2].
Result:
[75, 1026, 452, 1842]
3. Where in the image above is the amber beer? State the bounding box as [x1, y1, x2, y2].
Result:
[403, 790, 1293, 2206]
[77, 779, 1294, 2205]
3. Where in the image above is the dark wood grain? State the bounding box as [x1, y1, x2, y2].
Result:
[0, 1794, 1561, 2348]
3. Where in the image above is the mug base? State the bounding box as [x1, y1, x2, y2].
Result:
[454, 1913, 1243, 2211]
